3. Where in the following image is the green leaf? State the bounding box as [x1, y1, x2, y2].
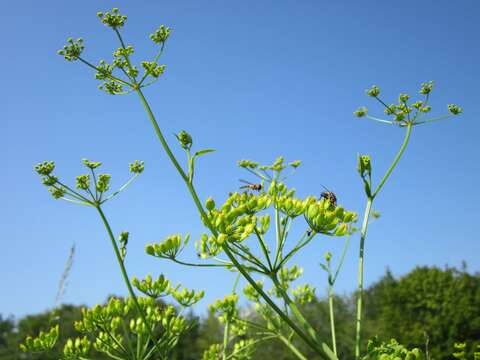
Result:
[193, 149, 216, 158]
[319, 263, 329, 273]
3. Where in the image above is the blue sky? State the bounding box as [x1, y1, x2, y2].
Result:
[2, 0, 479, 318]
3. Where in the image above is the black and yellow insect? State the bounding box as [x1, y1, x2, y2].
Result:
[239, 179, 262, 192]
[320, 185, 337, 208]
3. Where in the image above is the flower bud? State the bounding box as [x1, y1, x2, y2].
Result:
[205, 197, 215, 211]
[35, 161, 55, 176]
[398, 93, 410, 103]
[82, 159, 101, 169]
[448, 104, 463, 115]
[366, 85, 380, 97]
[357, 154, 371, 178]
[145, 244, 155, 256]
[334, 223, 348, 236]
[217, 234, 227, 245]
[76, 174, 90, 190]
[420, 81, 434, 95]
[176, 130, 192, 150]
[384, 104, 396, 115]
[324, 252, 332, 262]
[129, 160, 145, 174]
[354, 106, 368, 117]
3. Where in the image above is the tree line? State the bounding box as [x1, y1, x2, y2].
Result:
[1, 265, 479, 359]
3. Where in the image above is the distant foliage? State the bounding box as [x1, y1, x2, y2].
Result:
[365, 266, 480, 359]
[2, 266, 479, 359]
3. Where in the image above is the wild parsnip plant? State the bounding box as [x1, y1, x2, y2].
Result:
[23, 8, 462, 360]
[353, 83, 462, 359]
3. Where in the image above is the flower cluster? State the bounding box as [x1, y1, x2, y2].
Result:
[97, 8, 127, 28]
[20, 325, 59, 353]
[150, 25, 172, 44]
[145, 233, 190, 259]
[132, 274, 204, 307]
[72, 297, 188, 358]
[58, 8, 171, 95]
[176, 130, 193, 150]
[292, 284, 316, 304]
[57, 38, 84, 61]
[63, 337, 90, 360]
[243, 280, 264, 302]
[355, 82, 462, 127]
[34, 159, 144, 205]
[170, 286, 205, 307]
[363, 337, 424, 360]
[304, 198, 356, 235]
[142, 61, 166, 78]
[203, 192, 268, 246]
[209, 294, 239, 323]
[202, 344, 223, 360]
[132, 274, 171, 298]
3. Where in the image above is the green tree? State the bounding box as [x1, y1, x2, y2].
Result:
[365, 266, 480, 359]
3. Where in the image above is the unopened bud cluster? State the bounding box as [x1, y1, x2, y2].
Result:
[141, 61, 166, 78]
[146, 233, 189, 259]
[20, 325, 59, 353]
[63, 337, 90, 359]
[171, 286, 205, 307]
[304, 199, 356, 235]
[176, 130, 193, 150]
[243, 281, 264, 302]
[57, 38, 84, 61]
[34, 159, 144, 204]
[292, 284, 316, 305]
[132, 273, 204, 307]
[203, 344, 223, 360]
[209, 294, 239, 323]
[364, 338, 424, 360]
[132, 274, 171, 298]
[355, 82, 462, 126]
[202, 192, 272, 247]
[59, 8, 172, 95]
[72, 296, 188, 356]
[97, 8, 127, 28]
[357, 155, 372, 179]
[129, 160, 145, 174]
[150, 25, 172, 44]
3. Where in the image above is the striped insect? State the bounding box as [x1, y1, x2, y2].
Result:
[239, 179, 262, 192]
[320, 185, 337, 208]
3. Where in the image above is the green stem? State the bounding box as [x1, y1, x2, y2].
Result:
[366, 115, 395, 125]
[254, 227, 274, 271]
[135, 89, 333, 358]
[101, 174, 139, 203]
[355, 123, 413, 359]
[95, 205, 163, 357]
[222, 320, 230, 360]
[225, 335, 277, 360]
[273, 204, 282, 268]
[271, 276, 319, 347]
[278, 335, 308, 360]
[328, 285, 337, 356]
[332, 233, 351, 284]
[413, 114, 451, 126]
[229, 242, 269, 272]
[354, 197, 373, 360]
[77, 57, 131, 87]
[372, 123, 412, 199]
[276, 231, 315, 271]
[136, 89, 189, 182]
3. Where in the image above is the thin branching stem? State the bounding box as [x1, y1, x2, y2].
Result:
[95, 205, 164, 357]
[355, 123, 413, 359]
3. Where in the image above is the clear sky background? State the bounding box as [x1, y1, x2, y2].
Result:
[2, 1, 479, 319]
